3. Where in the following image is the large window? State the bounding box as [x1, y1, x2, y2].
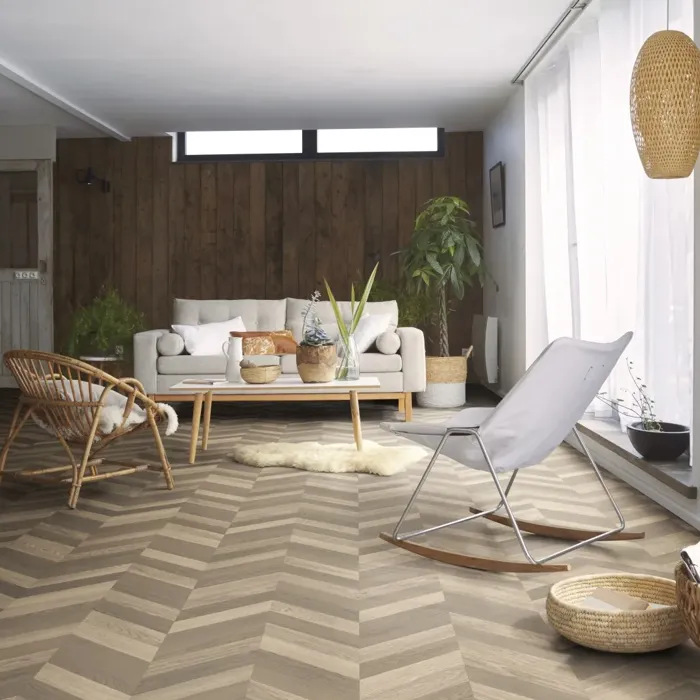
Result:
[175, 127, 444, 162]
[525, 0, 693, 428]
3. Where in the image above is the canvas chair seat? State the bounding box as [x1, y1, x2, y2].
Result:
[378, 332, 645, 573]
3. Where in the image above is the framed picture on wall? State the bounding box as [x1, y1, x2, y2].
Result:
[489, 161, 506, 228]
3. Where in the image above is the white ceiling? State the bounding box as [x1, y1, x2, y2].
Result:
[0, 0, 572, 138]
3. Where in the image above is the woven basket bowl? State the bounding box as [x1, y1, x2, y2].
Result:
[546, 573, 686, 653]
[675, 563, 700, 647]
[240, 365, 281, 384]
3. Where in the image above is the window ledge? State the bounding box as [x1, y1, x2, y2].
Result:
[577, 418, 696, 499]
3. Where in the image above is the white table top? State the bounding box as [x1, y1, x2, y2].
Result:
[169, 376, 381, 394]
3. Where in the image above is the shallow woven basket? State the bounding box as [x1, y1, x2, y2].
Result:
[675, 562, 700, 647]
[240, 365, 281, 384]
[547, 573, 686, 653]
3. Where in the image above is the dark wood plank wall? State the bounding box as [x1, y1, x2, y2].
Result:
[54, 132, 483, 354]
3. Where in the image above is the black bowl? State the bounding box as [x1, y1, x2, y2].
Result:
[627, 421, 690, 461]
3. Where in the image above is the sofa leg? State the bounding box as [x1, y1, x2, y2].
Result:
[404, 392, 413, 422]
[398, 394, 406, 417]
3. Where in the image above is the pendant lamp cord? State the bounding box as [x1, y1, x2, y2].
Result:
[666, 0, 670, 29]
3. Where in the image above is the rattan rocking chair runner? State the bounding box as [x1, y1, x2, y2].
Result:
[380, 332, 646, 573]
[0, 350, 178, 509]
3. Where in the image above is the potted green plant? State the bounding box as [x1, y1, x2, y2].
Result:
[67, 288, 145, 360]
[361, 275, 438, 330]
[325, 263, 379, 380]
[296, 291, 337, 383]
[598, 359, 689, 461]
[399, 196, 485, 407]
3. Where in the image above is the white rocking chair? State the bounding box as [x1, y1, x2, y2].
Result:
[380, 332, 645, 573]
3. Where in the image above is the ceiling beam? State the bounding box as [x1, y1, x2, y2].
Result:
[0, 56, 130, 141]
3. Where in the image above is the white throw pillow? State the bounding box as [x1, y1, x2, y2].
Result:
[172, 317, 246, 356]
[353, 314, 392, 353]
[375, 330, 401, 355]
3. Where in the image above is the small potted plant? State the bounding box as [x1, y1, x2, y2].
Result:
[598, 359, 689, 461]
[296, 291, 336, 383]
[67, 288, 144, 361]
[399, 196, 485, 407]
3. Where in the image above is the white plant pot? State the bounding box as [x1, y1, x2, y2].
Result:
[416, 381, 466, 408]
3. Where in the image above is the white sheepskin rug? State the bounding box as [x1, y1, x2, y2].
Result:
[229, 440, 426, 476]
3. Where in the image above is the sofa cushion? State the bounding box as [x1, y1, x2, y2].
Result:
[280, 352, 401, 374]
[173, 298, 287, 331]
[172, 317, 246, 356]
[158, 355, 227, 375]
[156, 332, 185, 357]
[158, 354, 281, 375]
[376, 330, 401, 355]
[354, 314, 392, 352]
[285, 298, 398, 342]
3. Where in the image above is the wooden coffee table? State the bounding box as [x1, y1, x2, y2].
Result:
[169, 376, 381, 463]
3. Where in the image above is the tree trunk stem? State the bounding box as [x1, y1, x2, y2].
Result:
[438, 287, 449, 357]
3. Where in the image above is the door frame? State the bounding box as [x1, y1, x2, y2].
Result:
[0, 159, 53, 387]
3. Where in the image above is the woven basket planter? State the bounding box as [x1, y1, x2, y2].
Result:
[417, 356, 468, 409]
[630, 29, 700, 179]
[240, 365, 281, 384]
[547, 573, 686, 653]
[675, 562, 700, 647]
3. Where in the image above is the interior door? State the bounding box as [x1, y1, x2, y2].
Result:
[0, 160, 53, 387]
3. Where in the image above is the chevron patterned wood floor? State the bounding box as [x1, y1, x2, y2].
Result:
[0, 390, 699, 700]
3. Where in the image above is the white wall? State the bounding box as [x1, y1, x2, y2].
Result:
[483, 88, 526, 393]
[0, 125, 56, 161]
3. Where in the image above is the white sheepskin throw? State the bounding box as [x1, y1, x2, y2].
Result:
[98, 403, 179, 436]
[229, 440, 425, 476]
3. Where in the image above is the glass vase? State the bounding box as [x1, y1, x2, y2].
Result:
[336, 335, 360, 381]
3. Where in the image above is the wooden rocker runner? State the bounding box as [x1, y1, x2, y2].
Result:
[0, 350, 178, 509]
[380, 332, 645, 573]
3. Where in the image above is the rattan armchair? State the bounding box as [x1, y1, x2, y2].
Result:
[0, 350, 176, 509]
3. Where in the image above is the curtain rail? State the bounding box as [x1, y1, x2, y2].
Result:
[511, 0, 592, 84]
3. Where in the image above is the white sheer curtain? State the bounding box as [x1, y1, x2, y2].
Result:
[525, 0, 694, 427]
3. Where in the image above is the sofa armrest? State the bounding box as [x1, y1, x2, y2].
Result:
[134, 330, 168, 395]
[396, 327, 426, 393]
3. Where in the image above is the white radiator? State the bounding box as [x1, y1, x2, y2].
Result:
[471, 315, 498, 384]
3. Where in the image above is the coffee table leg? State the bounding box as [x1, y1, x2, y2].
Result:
[202, 391, 213, 451]
[190, 393, 204, 464]
[350, 390, 363, 451]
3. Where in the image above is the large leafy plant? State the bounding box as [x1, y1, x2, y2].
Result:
[400, 196, 484, 357]
[67, 288, 145, 358]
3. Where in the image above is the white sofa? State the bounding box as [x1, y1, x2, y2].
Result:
[134, 298, 426, 408]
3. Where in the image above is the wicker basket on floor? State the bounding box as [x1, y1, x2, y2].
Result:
[547, 573, 686, 653]
[675, 562, 700, 647]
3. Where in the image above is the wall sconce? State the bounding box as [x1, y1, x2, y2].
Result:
[76, 167, 111, 193]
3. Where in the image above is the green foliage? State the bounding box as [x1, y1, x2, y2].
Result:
[402, 195, 485, 299]
[359, 276, 437, 329]
[324, 262, 379, 347]
[67, 288, 145, 358]
[399, 196, 485, 356]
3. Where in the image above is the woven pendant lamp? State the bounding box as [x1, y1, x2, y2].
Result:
[630, 27, 700, 179]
